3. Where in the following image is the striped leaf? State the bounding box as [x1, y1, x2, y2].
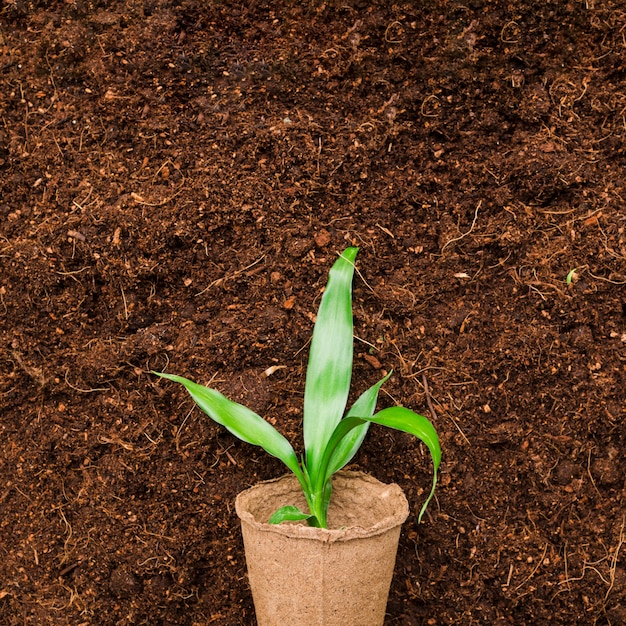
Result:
[303, 247, 358, 476]
[320, 406, 441, 523]
[154, 372, 303, 479]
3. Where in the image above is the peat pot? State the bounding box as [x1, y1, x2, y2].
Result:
[235, 471, 410, 626]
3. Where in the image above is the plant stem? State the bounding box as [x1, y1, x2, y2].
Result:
[307, 489, 328, 528]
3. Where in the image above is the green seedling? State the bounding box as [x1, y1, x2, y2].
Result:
[154, 248, 440, 528]
[566, 268, 578, 285]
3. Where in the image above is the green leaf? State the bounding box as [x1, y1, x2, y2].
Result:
[566, 267, 578, 285]
[154, 372, 303, 479]
[367, 406, 440, 523]
[303, 247, 358, 476]
[321, 407, 441, 523]
[268, 505, 314, 525]
[323, 371, 392, 479]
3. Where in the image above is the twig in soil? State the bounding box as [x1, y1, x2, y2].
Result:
[57, 509, 73, 565]
[421, 373, 438, 422]
[586, 448, 602, 498]
[174, 405, 195, 453]
[380, 386, 400, 407]
[317, 137, 322, 176]
[536, 207, 577, 216]
[71, 186, 93, 210]
[59, 561, 82, 577]
[596, 219, 626, 261]
[220, 445, 239, 467]
[130, 186, 184, 206]
[420, 94, 441, 117]
[59, 583, 83, 611]
[120, 284, 129, 319]
[513, 543, 548, 592]
[566, 263, 626, 286]
[421, 373, 470, 445]
[293, 336, 312, 358]
[354, 335, 378, 351]
[500, 21, 521, 44]
[441, 201, 482, 253]
[558, 537, 623, 596]
[64, 370, 108, 393]
[352, 263, 376, 294]
[12, 350, 46, 387]
[604, 517, 625, 602]
[587, 270, 626, 285]
[563, 541, 571, 592]
[195, 253, 266, 296]
[528, 282, 566, 299]
[97, 434, 135, 451]
[445, 393, 471, 445]
[130, 168, 186, 206]
[140, 524, 175, 542]
[504, 563, 514, 587]
[561, 557, 610, 586]
[151, 159, 175, 183]
[375, 223, 395, 238]
[509, 267, 569, 299]
[384, 21, 405, 44]
[388, 339, 420, 377]
[56, 266, 90, 283]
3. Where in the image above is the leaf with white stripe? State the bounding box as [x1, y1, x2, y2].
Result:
[303, 247, 358, 476]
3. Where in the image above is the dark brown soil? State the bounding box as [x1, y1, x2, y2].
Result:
[1, 1, 625, 624]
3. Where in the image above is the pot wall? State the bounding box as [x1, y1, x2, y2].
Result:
[235, 471, 409, 626]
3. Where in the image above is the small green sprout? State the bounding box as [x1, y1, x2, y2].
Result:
[566, 268, 578, 285]
[154, 248, 440, 528]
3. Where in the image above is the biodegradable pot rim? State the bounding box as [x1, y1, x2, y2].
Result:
[235, 470, 410, 543]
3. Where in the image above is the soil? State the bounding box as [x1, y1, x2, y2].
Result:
[1, 1, 625, 624]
